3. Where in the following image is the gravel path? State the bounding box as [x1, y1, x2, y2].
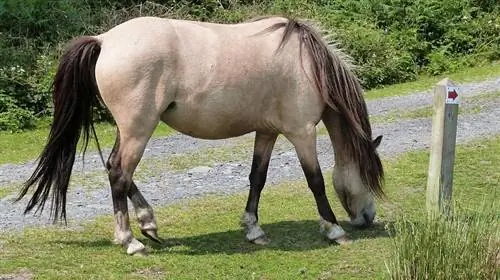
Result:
[1, 78, 499, 231]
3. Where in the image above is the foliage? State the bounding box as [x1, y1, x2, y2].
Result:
[0, 68, 36, 131]
[0, 0, 499, 131]
[386, 208, 499, 280]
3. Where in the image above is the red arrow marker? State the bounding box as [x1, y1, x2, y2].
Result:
[447, 89, 458, 100]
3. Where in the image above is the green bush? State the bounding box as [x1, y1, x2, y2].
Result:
[0, 60, 52, 119]
[0, 106, 36, 131]
[0, 93, 36, 131]
[334, 24, 417, 88]
[0, 0, 94, 131]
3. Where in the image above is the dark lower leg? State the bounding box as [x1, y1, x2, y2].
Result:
[303, 166, 338, 225]
[244, 155, 268, 218]
[107, 129, 153, 254]
[110, 174, 130, 243]
[288, 130, 348, 242]
[109, 165, 146, 254]
[128, 182, 161, 242]
[107, 134, 131, 245]
[301, 162, 347, 242]
[242, 133, 277, 243]
[242, 155, 269, 242]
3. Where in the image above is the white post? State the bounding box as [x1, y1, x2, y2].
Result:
[426, 78, 459, 216]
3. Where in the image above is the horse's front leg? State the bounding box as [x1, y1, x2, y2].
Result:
[286, 126, 350, 244]
[241, 133, 277, 244]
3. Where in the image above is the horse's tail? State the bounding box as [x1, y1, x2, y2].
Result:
[272, 19, 384, 197]
[16, 36, 104, 222]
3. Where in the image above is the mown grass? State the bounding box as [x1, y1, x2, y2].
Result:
[0, 136, 498, 279]
[166, 138, 255, 171]
[370, 91, 500, 124]
[365, 62, 500, 100]
[161, 136, 293, 172]
[0, 185, 16, 199]
[0, 122, 174, 165]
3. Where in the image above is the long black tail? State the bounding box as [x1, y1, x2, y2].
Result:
[16, 36, 103, 222]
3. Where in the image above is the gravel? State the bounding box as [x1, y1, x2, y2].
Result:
[1, 78, 499, 232]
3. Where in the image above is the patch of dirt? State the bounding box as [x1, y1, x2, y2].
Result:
[0, 269, 32, 280]
[132, 267, 166, 279]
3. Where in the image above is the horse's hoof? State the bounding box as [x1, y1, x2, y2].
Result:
[127, 238, 147, 256]
[141, 229, 163, 244]
[251, 235, 270, 245]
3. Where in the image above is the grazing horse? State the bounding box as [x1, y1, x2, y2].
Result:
[17, 16, 384, 255]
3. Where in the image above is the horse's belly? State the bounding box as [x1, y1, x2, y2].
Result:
[160, 103, 256, 140]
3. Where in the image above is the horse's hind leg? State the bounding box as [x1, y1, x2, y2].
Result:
[128, 181, 161, 243]
[241, 133, 277, 245]
[107, 124, 157, 255]
[285, 125, 349, 244]
[108, 131, 161, 245]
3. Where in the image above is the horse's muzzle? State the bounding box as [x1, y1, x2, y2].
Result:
[350, 213, 374, 228]
[350, 204, 376, 228]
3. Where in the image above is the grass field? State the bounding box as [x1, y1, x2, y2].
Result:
[0, 62, 499, 165]
[365, 62, 500, 100]
[0, 122, 175, 165]
[370, 90, 500, 124]
[1, 136, 498, 279]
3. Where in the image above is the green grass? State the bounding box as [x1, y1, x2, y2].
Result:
[317, 90, 499, 136]
[0, 122, 174, 165]
[386, 207, 499, 280]
[1, 136, 498, 279]
[0, 185, 16, 199]
[166, 138, 255, 171]
[468, 90, 500, 102]
[161, 136, 291, 172]
[365, 62, 500, 100]
[370, 106, 434, 124]
[370, 90, 500, 124]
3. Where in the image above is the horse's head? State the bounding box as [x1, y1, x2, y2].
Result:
[333, 135, 383, 228]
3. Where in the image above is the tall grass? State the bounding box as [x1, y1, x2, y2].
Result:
[386, 203, 499, 280]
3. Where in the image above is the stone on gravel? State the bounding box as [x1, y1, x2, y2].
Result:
[187, 166, 212, 175]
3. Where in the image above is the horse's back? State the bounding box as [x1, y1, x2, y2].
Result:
[94, 16, 290, 101]
[165, 18, 320, 139]
[94, 16, 323, 139]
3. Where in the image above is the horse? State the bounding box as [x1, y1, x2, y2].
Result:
[17, 16, 384, 255]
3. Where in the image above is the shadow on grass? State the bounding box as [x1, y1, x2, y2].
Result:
[50, 238, 115, 248]
[53, 219, 390, 255]
[152, 220, 390, 255]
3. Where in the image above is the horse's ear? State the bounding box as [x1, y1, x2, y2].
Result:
[372, 135, 383, 149]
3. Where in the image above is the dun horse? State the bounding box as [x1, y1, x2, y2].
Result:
[17, 16, 384, 255]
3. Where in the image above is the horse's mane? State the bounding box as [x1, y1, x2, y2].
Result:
[260, 17, 384, 198]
